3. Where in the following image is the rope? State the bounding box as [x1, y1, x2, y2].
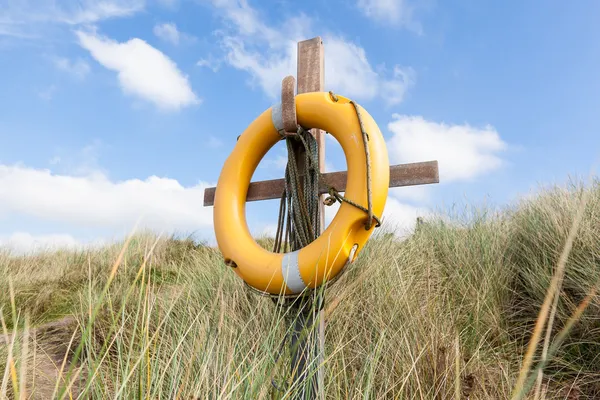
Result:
[349, 100, 374, 230]
[268, 93, 382, 392]
[273, 126, 321, 253]
[272, 91, 382, 257]
[322, 91, 381, 228]
[325, 187, 381, 227]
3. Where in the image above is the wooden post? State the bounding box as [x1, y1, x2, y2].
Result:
[202, 36, 440, 400]
[288, 36, 326, 400]
[297, 37, 326, 231]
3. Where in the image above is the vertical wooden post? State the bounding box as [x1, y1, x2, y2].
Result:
[297, 37, 326, 230]
[289, 36, 325, 400]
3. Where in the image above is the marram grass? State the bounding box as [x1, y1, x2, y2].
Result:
[1, 179, 600, 399]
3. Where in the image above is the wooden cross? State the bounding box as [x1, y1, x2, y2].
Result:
[203, 37, 439, 399]
[202, 161, 439, 207]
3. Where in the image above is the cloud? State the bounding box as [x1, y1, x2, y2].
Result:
[1, 1, 144, 40]
[153, 22, 180, 45]
[76, 29, 199, 110]
[387, 115, 507, 182]
[0, 164, 213, 234]
[380, 66, 416, 107]
[197, 54, 222, 72]
[219, 34, 296, 99]
[53, 0, 144, 24]
[1, 1, 144, 29]
[0, 23, 38, 39]
[255, 224, 278, 238]
[356, 0, 421, 31]
[0, 232, 104, 255]
[54, 57, 91, 79]
[210, 0, 414, 105]
[389, 185, 431, 203]
[381, 197, 428, 235]
[327, 36, 415, 106]
[260, 155, 288, 171]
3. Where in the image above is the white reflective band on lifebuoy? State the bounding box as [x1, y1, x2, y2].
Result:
[271, 103, 285, 135]
[281, 251, 306, 293]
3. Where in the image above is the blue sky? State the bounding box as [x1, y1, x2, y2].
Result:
[1, 0, 599, 252]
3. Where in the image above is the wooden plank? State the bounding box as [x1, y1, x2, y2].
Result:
[297, 36, 326, 231]
[203, 161, 439, 207]
[294, 36, 326, 400]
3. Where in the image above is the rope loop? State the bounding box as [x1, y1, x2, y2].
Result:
[323, 195, 336, 206]
[328, 91, 339, 102]
[324, 186, 382, 228]
[270, 91, 382, 295]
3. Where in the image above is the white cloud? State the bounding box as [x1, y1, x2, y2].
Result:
[76, 29, 199, 110]
[381, 197, 427, 236]
[197, 54, 222, 72]
[1, 0, 144, 27]
[0, 232, 104, 255]
[54, 57, 91, 79]
[56, 0, 144, 24]
[323, 36, 377, 100]
[380, 66, 416, 106]
[357, 0, 420, 31]
[327, 36, 415, 106]
[220, 34, 296, 99]
[387, 115, 507, 182]
[210, 0, 414, 105]
[389, 185, 431, 203]
[0, 164, 213, 233]
[260, 155, 288, 171]
[211, 0, 284, 41]
[256, 223, 278, 238]
[153, 22, 180, 45]
[1, 1, 144, 40]
[0, 23, 38, 39]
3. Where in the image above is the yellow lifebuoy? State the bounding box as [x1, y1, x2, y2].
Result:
[213, 92, 389, 295]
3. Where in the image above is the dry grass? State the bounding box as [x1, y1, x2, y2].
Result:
[1, 179, 600, 399]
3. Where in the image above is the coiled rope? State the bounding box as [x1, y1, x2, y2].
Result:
[272, 91, 381, 257]
[269, 91, 383, 393]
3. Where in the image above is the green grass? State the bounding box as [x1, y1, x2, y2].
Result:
[1, 179, 600, 399]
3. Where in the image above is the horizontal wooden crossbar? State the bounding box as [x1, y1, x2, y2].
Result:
[203, 160, 439, 207]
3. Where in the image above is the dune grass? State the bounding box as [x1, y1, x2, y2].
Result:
[1, 179, 600, 399]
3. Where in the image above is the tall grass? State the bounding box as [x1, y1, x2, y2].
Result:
[1, 179, 599, 399]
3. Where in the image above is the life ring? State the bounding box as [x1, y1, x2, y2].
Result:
[213, 92, 389, 295]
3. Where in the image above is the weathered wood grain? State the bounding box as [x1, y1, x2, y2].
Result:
[203, 160, 439, 206]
